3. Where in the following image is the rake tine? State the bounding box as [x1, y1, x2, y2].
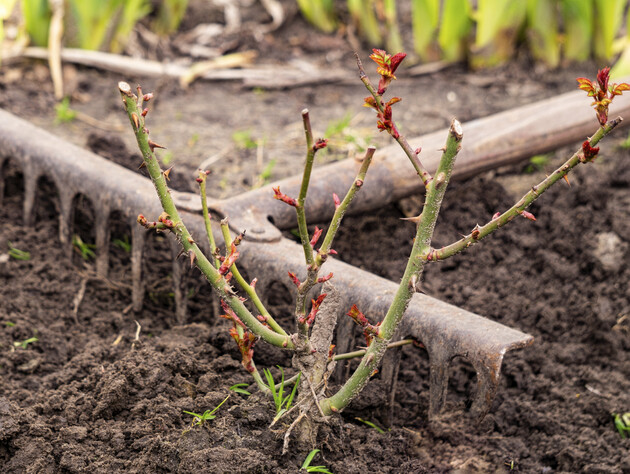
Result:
[58, 188, 75, 258]
[170, 236, 188, 324]
[0, 108, 537, 420]
[22, 162, 38, 227]
[95, 205, 111, 277]
[130, 225, 147, 313]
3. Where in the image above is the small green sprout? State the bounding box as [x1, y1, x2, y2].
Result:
[7, 242, 31, 261]
[613, 412, 630, 438]
[14, 336, 38, 349]
[253, 158, 277, 188]
[188, 133, 200, 148]
[325, 112, 353, 137]
[620, 132, 630, 149]
[161, 150, 174, 166]
[355, 417, 386, 434]
[323, 111, 371, 158]
[183, 394, 230, 427]
[263, 367, 301, 422]
[232, 129, 257, 150]
[524, 154, 551, 173]
[54, 97, 77, 124]
[72, 235, 96, 261]
[4, 321, 16, 327]
[112, 236, 131, 252]
[301, 449, 334, 473]
[229, 383, 251, 396]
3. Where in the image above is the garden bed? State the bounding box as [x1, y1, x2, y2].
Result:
[1, 4, 630, 472]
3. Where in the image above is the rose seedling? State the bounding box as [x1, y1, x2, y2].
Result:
[120, 54, 628, 449]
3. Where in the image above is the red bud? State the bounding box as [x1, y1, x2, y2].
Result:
[317, 272, 333, 283]
[333, 193, 341, 210]
[288, 271, 301, 287]
[520, 210, 537, 221]
[310, 226, 323, 247]
[272, 187, 298, 207]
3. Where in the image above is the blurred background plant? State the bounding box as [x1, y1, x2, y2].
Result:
[298, 0, 630, 74]
[1, 0, 186, 54]
[4, 0, 630, 73]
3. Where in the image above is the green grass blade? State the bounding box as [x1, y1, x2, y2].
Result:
[68, 0, 124, 50]
[21, 0, 51, 46]
[347, 0, 382, 46]
[411, 0, 440, 61]
[283, 372, 301, 410]
[297, 0, 336, 33]
[153, 0, 189, 35]
[593, 0, 625, 61]
[382, 0, 403, 53]
[472, 0, 527, 68]
[263, 368, 281, 412]
[438, 0, 473, 62]
[301, 449, 320, 469]
[110, 0, 152, 53]
[276, 366, 285, 410]
[561, 0, 593, 62]
[611, 4, 630, 79]
[355, 416, 386, 433]
[526, 0, 560, 67]
[229, 383, 251, 396]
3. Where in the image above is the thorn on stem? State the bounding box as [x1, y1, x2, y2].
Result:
[148, 140, 166, 153]
[400, 215, 422, 224]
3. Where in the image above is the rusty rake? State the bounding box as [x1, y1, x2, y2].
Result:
[2, 86, 628, 421]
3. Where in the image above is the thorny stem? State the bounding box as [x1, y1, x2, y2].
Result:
[432, 119, 621, 260]
[333, 338, 417, 361]
[197, 171, 221, 268]
[294, 109, 322, 340]
[320, 119, 463, 415]
[294, 145, 375, 343]
[219, 219, 288, 336]
[355, 52, 432, 187]
[233, 323, 270, 395]
[315, 147, 376, 267]
[118, 82, 293, 350]
[296, 109, 317, 269]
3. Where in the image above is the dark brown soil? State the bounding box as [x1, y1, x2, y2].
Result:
[1, 2, 630, 473]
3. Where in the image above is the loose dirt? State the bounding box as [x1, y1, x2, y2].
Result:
[1, 2, 629, 472]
